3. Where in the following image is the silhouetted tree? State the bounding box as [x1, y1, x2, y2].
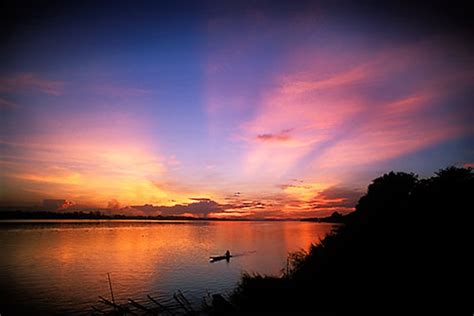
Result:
[225, 167, 472, 315]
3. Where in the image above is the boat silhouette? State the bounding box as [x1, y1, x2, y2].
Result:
[210, 250, 232, 262]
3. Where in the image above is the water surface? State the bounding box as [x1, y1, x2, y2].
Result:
[0, 220, 335, 314]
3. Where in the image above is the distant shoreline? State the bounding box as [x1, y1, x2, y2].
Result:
[0, 210, 338, 222]
[0, 211, 312, 222]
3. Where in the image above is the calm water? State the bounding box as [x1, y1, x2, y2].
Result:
[0, 220, 335, 314]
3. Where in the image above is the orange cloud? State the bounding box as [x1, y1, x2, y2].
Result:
[1, 140, 169, 206]
[0, 105, 188, 207]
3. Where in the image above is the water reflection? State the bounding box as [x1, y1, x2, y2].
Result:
[0, 220, 335, 314]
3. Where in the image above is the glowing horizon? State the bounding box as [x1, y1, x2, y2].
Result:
[1, 2, 473, 218]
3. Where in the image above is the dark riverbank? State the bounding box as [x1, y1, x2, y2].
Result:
[211, 166, 472, 315]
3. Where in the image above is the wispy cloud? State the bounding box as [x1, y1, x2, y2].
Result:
[0, 97, 18, 108]
[0, 111, 172, 206]
[1, 140, 168, 206]
[2, 8, 473, 219]
[256, 129, 293, 142]
[238, 37, 474, 179]
[88, 84, 153, 98]
[0, 73, 64, 95]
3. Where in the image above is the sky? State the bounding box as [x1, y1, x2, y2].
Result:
[1, 1, 473, 218]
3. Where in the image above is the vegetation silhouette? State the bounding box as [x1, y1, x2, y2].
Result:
[301, 211, 345, 223]
[0, 210, 254, 221]
[213, 166, 472, 315]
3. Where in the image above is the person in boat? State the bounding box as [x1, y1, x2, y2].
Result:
[225, 250, 231, 258]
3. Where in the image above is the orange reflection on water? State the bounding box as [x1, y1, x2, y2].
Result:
[0, 220, 336, 314]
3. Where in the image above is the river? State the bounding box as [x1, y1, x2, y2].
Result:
[0, 220, 336, 314]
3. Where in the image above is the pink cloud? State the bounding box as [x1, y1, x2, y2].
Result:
[0, 73, 64, 95]
[315, 89, 469, 168]
[88, 84, 152, 98]
[237, 37, 473, 179]
[200, 22, 473, 218]
[256, 129, 293, 142]
[0, 97, 17, 108]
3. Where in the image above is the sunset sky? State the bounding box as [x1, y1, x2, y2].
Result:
[1, 1, 473, 218]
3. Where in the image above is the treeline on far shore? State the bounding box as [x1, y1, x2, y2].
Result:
[0, 210, 263, 221]
[0, 209, 344, 222]
[0, 210, 195, 220]
[301, 211, 346, 223]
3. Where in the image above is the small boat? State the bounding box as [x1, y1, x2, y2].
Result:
[210, 251, 232, 262]
[209, 255, 232, 262]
